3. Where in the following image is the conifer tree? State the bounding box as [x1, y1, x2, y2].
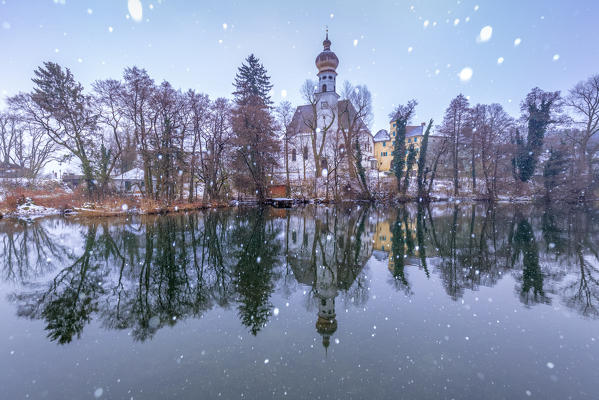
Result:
[402, 145, 417, 196]
[231, 54, 280, 201]
[389, 100, 417, 194]
[513, 88, 561, 182]
[416, 120, 433, 200]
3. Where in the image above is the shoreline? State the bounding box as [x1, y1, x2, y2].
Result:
[2, 196, 596, 222]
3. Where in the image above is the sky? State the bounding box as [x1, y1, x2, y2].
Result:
[1, 0, 598, 132]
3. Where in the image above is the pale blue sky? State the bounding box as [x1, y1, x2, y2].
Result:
[1, 0, 598, 131]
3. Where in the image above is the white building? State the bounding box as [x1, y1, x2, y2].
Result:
[286, 32, 376, 192]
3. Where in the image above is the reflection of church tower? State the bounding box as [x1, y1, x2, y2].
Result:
[314, 263, 338, 351]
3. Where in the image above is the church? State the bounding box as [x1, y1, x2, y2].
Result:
[286, 31, 376, 195]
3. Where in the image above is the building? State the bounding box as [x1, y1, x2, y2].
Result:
[0, 162, 30, 179]
[287, 31, 376, 187]
[61, 172, 85, 188]
[373, 123, 429, 172]
[110, 167, 147, 193]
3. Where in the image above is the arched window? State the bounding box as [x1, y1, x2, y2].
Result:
[322, 84, 327, 92]
[291, 148, 296, 162]
[303, 146, 308, 159]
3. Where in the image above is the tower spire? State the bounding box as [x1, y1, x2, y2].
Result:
[323, 26, 331, 50]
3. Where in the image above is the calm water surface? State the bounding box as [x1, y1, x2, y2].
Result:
[1, 204, 598, 399]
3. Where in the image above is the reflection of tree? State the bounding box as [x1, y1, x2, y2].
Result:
[512, 216, 549, 305]
[231, 208, 280, 335]
[416, 204, 429, 278]
[0, 219, 75, 283]
[3, 202, 599, 347]
[389, 208, 409, 293]
[541, 207, 567, 256]
[559, 211, 599, 317]
[12, 225, 104, 344]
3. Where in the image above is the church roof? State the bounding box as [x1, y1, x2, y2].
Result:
[289, 100, 370, 135]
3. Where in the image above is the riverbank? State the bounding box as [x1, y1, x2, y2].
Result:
[1, 185, 595, 221]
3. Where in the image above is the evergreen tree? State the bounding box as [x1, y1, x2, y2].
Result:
[513, 87, 561, 182]
[233, 54, 273, 107]
[389, 100, 417, 194]
[402, 144, 417, 196]
[231, 55, 280, 201]
[416, 120, 434, 200]
[26, 62, 98, 195]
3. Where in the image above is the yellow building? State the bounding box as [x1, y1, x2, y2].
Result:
[373, 122, 427, 172]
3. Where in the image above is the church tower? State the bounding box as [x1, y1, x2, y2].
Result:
[314, 30, 340, 120]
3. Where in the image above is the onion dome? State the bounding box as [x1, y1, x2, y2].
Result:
[315, 315, 338, 336]
[315, 30, 339, 73]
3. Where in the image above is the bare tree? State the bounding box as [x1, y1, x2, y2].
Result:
[482, 104, 514, 198]
[122, 66, 156, 197]
[148, 81, 186, 202]
[565, 74, 599, 187]
[92, 79, 129, 194]
[275, 101, 295, 197]
[199, 97, 232, 201]
[339, 81, 372, 196]
[0, 111, 56, 180]
[0, 112, 18, 165]
[186, 90, 210, 202]
[439, 94, 469, 196]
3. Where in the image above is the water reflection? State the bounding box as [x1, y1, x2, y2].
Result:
[1, 203, 598, 345]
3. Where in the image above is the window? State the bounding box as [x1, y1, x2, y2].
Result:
[414, 137, 418, 142]
[408, 138, 411, 143]
[303, 146, 308, 159]
[321, 158, 328, 170]
[383, 141, 386, 147]
[291, 148, 296, 162]
[322, 84, 327, 92]
[292, 230, 297, 244]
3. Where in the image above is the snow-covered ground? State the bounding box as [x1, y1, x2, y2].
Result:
[11, 198, 61, 221]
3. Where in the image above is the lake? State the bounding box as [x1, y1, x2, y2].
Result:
[1, 203, 598, 399]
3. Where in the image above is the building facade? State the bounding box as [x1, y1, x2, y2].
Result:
[287, 32, 376, 189]
[373, 122, 428, 172]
